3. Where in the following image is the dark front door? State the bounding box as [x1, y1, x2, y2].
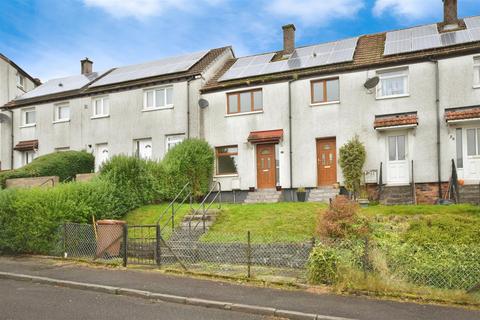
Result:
[256, 144, 276, 189]
[316, 138, 337, 186]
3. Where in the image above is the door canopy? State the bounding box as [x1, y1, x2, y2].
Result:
[248, 129, 284, 144]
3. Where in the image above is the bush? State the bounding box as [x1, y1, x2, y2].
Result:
[307, 244, 340, 285]
[0, 151, 94, 188]
[318, 196, 369, 239]
[339, 136, 366, 198]
[162, 139, 214, 199]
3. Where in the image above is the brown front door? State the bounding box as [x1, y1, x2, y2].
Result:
[256, 144, 276, 189]
[317, 138, 337, 186]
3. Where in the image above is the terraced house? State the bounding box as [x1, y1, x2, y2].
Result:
[2, 0, 480, 204]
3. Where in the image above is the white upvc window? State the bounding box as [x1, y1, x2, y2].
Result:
[54, 103, 70, 122]
[474, 57, 480, 88]
[21, 108, 36, 127]
[16, 73, 25, 89]
[92, 97, 109, 118]
[143, 86, 173, 110]
[166, 135, 184, 152]
[22, 150, 36, 165]
[376, 68, 409, 99]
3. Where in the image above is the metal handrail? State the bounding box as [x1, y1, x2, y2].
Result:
[39, 177, 55, 187]
[156, 182, 191, 231]
[188, 181, 222, 232]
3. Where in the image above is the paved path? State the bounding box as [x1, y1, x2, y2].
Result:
[1, 279, 264, 320]
[0, 256, 479, 320]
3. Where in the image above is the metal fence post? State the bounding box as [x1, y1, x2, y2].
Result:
[122, 224, 128, 267]
[171, 205, 175, 232]
[63, 223, 67, 259]
[156, 224, 161, 267]
[247, 231, 251, 278]
[362, 236, 369, 280]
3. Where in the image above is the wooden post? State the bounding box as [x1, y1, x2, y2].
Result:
[247, 231, 252, 278]
[363, 237, 369, 280]
[122, 224, 128, 267]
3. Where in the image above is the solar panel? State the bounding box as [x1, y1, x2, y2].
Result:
[384, 16, 480, 56]
[219, 37, 358, 81]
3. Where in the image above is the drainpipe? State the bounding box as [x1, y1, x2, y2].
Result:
[186, 76, 197, 139]
[430, 58, 442, 199]
[288, 76, 296, 199]
[7, 109, 14, 169]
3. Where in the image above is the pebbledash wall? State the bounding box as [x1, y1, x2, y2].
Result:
[201, 54, 480, 204]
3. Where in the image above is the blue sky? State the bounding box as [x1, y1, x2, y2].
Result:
[1, 0, 480, 81]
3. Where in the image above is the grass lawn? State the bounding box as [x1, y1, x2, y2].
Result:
[361, 203, 480, 216]
[202, 202, 326, 243]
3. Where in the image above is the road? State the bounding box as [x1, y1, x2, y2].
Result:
[0, 279, 266, 320]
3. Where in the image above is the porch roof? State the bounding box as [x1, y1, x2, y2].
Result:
[374, 112, 418, 129]
[445, 106, 480, 122]
[248, 129, 284, 144]
[14, 140, 38, 151]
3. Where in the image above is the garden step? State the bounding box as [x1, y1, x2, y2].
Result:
[243, 190, 283, 204]
[308, 187, 339, 203]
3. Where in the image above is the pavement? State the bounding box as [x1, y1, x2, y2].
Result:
[0, 256, 479, 320]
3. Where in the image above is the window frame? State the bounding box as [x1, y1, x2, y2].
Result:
[215, 145, 239, 176]
[92, 96, 109, 118]
[165, 135, 185, 153]
[21, 107, 36, 127]
[310, 77, 340, 105]
[473, 57, 480, 88]
[22, 150, 36, 165]
[54, 103, 70, 123]
[376, 68, 409, 99]
[226, 89, 263, 115]
[143, 85, 174, 111]
[16, 73, 25, 89]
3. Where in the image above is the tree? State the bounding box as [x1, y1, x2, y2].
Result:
[339, 135, 366, 198]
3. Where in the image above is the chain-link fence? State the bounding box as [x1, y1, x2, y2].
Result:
[54, 223, 480, 291]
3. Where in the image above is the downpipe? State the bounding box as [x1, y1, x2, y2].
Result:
[430, 58, 442, 199]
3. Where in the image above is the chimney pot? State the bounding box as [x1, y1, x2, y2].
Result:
[443, 0, 458, 26]
[282, 24, 296, 55]
[81, 58, 93, 75]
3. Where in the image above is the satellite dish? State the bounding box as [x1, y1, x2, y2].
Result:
[198, 98, 209, 109]
[0, 113, 11, 123]
[364, 76, 380, 90]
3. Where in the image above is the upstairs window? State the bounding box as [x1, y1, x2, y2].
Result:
[21, 108, 36, 126]
[216, 146, 238, 175]
[377, 68, 409, 98]
[227, 89, 262, 114]
[144, 86, 173, 110]
[311, 78, 339, 104]
[16, 73, 25, 89]
[474, 57, 480, 87]
[93, 97, 109, 117]
[55, 103, 70, 122]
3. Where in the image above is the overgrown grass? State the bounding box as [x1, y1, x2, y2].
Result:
[202, 202, 326, 243]
[361, 204, 480, 216]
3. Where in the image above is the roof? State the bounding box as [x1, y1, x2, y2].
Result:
[248, 129, 284, 143]
[0, 53, 40, 86]
[3, 47, 231, 109]
[202, 17, 480, 93]
[14, 140, 38, 151]
[445, 105, 480, 121]
[374, 112, 418, 129]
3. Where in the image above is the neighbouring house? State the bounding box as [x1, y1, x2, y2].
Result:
[0, 54, 39, 170]
[2, 1, 480, 205]
[1, 48, 232, 171]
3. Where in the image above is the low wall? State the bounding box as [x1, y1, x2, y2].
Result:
[76, 173, 96, 182]
[6, 176, 59, 189]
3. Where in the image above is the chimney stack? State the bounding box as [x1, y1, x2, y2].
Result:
[80, 58, 93, 75]
[282, 24, 296, 56]
[443, 0, 459, 27]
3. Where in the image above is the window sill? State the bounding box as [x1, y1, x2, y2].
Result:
[310, 101, 340, 107]
[53, 119, 70, 124]
[473, 84, 480, 89]
[376, 94, 410, 100]
[142, 105, 174, 112]
[214, 174, 239, 178]
[91, 115, 110, 120]
[19, 124, 36, 128]
[225, 110, 263, 117]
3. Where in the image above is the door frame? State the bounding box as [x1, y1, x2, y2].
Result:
[255, 143, 277, 189]
[385, 131, 410, 185]
[316, 137, 337, 187]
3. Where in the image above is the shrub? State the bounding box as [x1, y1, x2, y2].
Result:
[0, 151, 94, 188]
[162, 139, 214, 199]
[318, 196, 369, 239]
[339, 136, 366, 198]
[307, 244, 340, 285]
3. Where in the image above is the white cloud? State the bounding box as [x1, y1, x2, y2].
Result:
[266, 0, 365, 25]
[373, 0, 442, 21]
[82, 0, 223, 19]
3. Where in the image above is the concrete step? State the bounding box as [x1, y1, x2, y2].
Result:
[308, 187, 339, 202]
[244, 190, 283, 204]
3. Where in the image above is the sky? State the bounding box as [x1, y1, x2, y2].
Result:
[1, 0, 480, 82]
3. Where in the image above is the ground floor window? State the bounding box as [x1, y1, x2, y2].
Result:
[216, 146, 238, 175]
[166, 135, 184, 152]
[22, 150, 36, 165]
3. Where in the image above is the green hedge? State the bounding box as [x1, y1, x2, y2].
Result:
[0, 151, 94, 188]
